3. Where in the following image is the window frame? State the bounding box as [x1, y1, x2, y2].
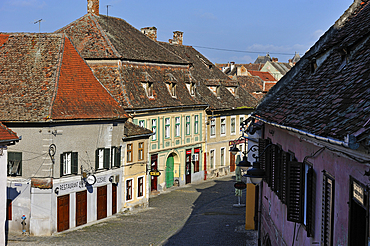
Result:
[165, 118, 171, 139]
[126, 179, 133, 201]
[194, 115, 199, 134]
[139, 120, 145, 128]
[61, 151, 78, 176]
[210, 119, 216, 137]
[138, 142, 144, 161]
[220, 147, 225, 166]
[231, 116, 236, 135]
[138, 176, 144, 198]
[95, 148, 109, 170]
[175, 117, 181, 137]
[7, 152, 22, 176]
[127, 144, 133, 163]
[210, 149, 215, 169]
[185, 116, 191, 135]
[111, 146, 121, 168]
[220, 117, 226, 136]
[151, 119, 157, 141]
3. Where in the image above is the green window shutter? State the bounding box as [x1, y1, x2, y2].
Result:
[104, 148, 110, 169]
[116, 147, 121, 167]
[72, 152, 78, 174]
[60, 154, 64, 177]
[95, 149, 99, 170]
[280, 152, 288, 204]
[287, 161, 304, 223]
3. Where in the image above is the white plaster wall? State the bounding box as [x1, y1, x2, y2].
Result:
[0, 146, 7, 245]
[30, 188, 53, 236]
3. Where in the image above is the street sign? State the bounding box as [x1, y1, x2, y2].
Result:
[149, 170, 161, 177]
[234, 181, 247, 190]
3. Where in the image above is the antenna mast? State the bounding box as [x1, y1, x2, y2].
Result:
[106, 5, 111, 32]
[34, 19, 43, 33]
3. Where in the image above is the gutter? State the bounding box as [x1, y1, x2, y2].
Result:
[122, 133, 154, 141]
[125, 104, 209, 113]
[251, 115, 358, 149]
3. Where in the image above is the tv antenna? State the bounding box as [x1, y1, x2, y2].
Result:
[106, 5, 111, 31]
[34, 19, 43, 33]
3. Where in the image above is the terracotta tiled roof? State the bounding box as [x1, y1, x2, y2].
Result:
[123, 121, 153, 139]
[0, 33, 127, 122]
[0, 122, 19, 143]
[253, 1, 370, 142]
[56, 14, 188, 64]
[249, 71, 277, 81]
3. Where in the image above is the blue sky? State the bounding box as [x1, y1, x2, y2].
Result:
[0, 0, 353, 64]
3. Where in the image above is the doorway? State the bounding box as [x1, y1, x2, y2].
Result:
[166, 155, 174, 188]
[57, 194, 69, 232]
[185, 149, 192, 184]
[76, 190, 87, 227]
[151, 154, 158, 191]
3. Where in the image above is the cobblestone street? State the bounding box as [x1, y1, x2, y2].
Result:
[7, 175, 257, 246]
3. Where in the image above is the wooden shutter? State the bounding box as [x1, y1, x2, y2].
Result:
[321, 174, 334, 246]
[104, 148, 110, 169]
[264, 140, 272, 187]
[306, 166, 316, 237]
[270, 144, 277, 191]
[72, 152, 78, 174]
[280, 152, 288, 204]
[287, 161, 304, 223]
[258, 138, 267, 171]
[60, 154, 64, 177]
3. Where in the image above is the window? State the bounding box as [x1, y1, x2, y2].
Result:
[126, 179, 133, 201]
[142, 82, 153, 97]
[175, 117, 180, 137]
[138, 142, 144, 161]
[210, 119, 216, 137]
[220, 148, 225, 166]
[111, 146, 121, 168]
[321, 172, 334, 245]
[7, 152, 22, 176]
[152, 119, 157, 141]
[186, 116, 191, 135]
[127, 144, 133, 163]
[190, 82, 195, 96]
[194, 115, 199, 134]
[231, 117, 236, 134]
[170, 83, 176, 97]
[61, 152, 78, 175]
[165, 118, 170, 138]
[139, 120, 145, 128]
[210, 149, 215, 169]
[138, 177, 144, 197]
[221, 117, 226, 135]
[95, 148, 109, 170]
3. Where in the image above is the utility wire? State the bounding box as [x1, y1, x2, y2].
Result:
[190, 44, 297, 56]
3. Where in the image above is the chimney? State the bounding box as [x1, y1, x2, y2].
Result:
[87, 0, 99, 15]
[169, 31, 183, 45]
[141, 27, 157, 41]
[272, 57, 278, 62]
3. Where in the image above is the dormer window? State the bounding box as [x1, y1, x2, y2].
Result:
[226, 86, 238, 97]
[208, 86, 220, 98]
[166, 82, 176, 97]
[165, 73, 177, 98]
[142, 82, 154, 98]
[186, 82, 196, 96]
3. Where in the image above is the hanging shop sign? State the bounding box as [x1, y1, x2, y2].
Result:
[149, 170, 161, 177]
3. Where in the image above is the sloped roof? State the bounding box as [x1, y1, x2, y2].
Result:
[56, 14, 188, 64]
[253, 1, 370, 142]
[0, 122, 19, 143]
[254, 54, 272, 64]
[249, 71, 277, 82]
[268, 62, 292, 76]
[158, 43, 258, 110]
[123, 121, 153, 139]
[0, 33, 128, 122]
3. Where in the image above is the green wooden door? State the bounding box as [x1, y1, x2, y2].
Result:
[166, 156, 174, 188]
